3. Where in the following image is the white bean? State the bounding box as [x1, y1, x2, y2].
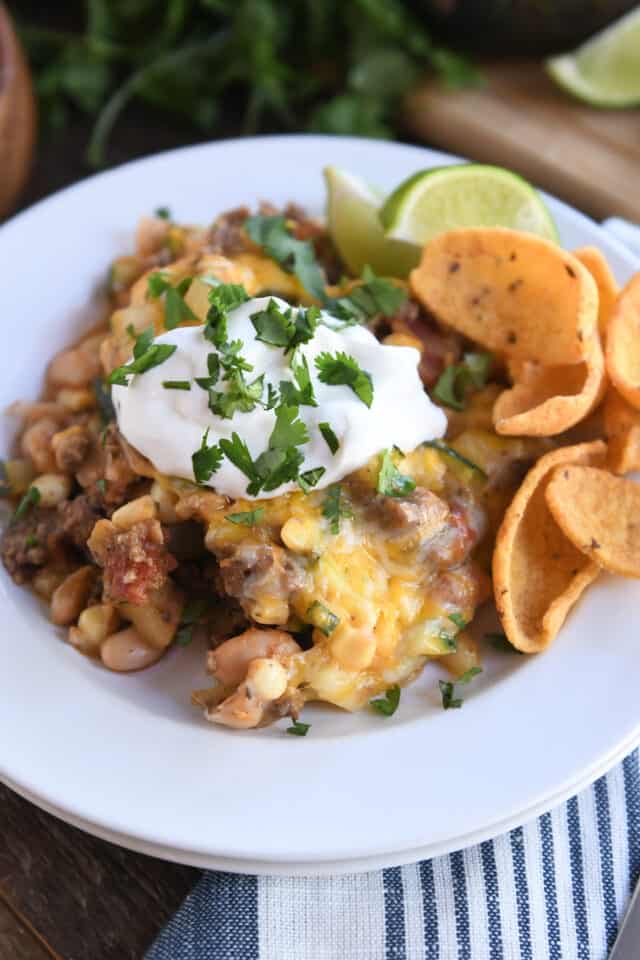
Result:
[100, 627, 165, 672]
[32, 473, 72, 508]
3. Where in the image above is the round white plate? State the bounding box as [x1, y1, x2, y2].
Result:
[1, 136, 638, 876]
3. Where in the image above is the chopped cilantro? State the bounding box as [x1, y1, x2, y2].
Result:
[155, 206, 171, 219]
[96, 478, 107, 495]
[433, 352, 493, 411]
[108, 326, 177, 386]
[219, 405, 309, 496]
[318, 421, 339, 454]
[298, 466, 325, 493]
[163, 380, 191, 390]
[377, 449, 416, 497]
[175, 596, 210, 647]
[307, 600, 339, 636]
[192, 429, 223, 484]
[286, 720, 310, 737]
[369, 685, 401, 717]
[330, 266, 406, 325]
[225, 508, 265, 526]
[25, 533, 39, 548]
[164, 284, 198, 330]
[205, 283, 249, 337]
[13, 486, 40, 522]
[422, 440, 487, 480]
[322, 484, 353, 534]
[245, 215, 326, 301]
[439, 666, 482, 710]
[279, 353, 317, 408]
[251, 299, 321, 355]
[147, 271, 170, 298]
[207, 371, 265, 420]
[315, 351, 373, 407]
[265, 383, 279, 410]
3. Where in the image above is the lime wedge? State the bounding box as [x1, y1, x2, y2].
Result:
[324, 166, 420, 278]
[546, 8, 640, 108]
[380, 164, 558, 245]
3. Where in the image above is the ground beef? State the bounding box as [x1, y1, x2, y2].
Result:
[219, 543, 303, 611]
[373, 488, 450, 538]
[53, 424, 91, 472]
[57, 495, 103, 551]
[386, 298, 463, 386]
[0, 510, 63, 583]
[97, 519, 177, 605]
[208, 206, 252, 256]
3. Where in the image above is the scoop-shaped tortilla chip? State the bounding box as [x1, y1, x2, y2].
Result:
[410, 228, 598, 365]
[492, 440, 606, 653]
[606, 273, 640, 411]
[492, 337, 606, 437]
[573, 246, 619, 342]
[546, 466, 640, 578]
[603, 388, 640, 475]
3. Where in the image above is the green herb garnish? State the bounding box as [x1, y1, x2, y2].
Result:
[155, 206, 171, 220]
[219, 404, 309, 496]
[369, 685, 401, 717]
[439, 666, 482, 710]
[93, 378, 115, 425]
[307, 600, 339, 636]
[330, 267, 406, 326]
[96, 478, 107, 495]
[175, 597, 209, 647]
[286, 720, 310, 737]
[13, 486, 40, 522]
[245, 216, 326, 300]
[25, 533, 39, 548]
[279, 353, 317, 408]
[192, 429, 223, 484]
[422, 440, 487, 480]
[315, 351, 373, 407]
[147, 272, 198, 330]
[433, 352, 493, 411]
[377, 449, 416, 497]
[225, 508, 265, 527]
[108, 326, 177, 386]
[322, 484, 353, 534]
[163, 380, 191, 391]
[298, 467, 326, 494]
[0, 460, 10, 497]
[448, 613, 467, 630]
[319, 422, 339, 454]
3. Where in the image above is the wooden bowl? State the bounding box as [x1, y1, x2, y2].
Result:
[0, 3, 36, 218]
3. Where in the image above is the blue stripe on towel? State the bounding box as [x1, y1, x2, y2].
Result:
[567, 795, 590, 960]
[480, 839, 503, 959]
[510, 827, 532, 960]
[539, 812, 561, 960]
[383, 866, 407, 960]
[419, 858, 439, 960]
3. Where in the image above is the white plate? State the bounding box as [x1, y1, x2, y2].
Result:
[1, 135, 638, 876]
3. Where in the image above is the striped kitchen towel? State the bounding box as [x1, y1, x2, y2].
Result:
[145, 748, 640, 960]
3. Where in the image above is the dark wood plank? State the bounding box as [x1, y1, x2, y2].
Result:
[0, 784, 200, 960]
[0, 897, 54, 960]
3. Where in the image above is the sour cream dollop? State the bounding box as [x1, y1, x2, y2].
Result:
[113, 296, 446, 500]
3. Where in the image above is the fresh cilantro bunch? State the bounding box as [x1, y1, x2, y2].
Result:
[18, 0, 481, 166]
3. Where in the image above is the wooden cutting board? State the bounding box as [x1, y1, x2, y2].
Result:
[404, 60, 640, 222]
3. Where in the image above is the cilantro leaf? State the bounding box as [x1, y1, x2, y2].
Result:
[369, 685, 401, 717]
[13, 486, 40, 522]
[268, 404, 310, 450]
[164, 284, 198, 330]
[279, 354, 317, 408]
[286, 720, 310, 737]
[225, 508, 265, 526]
[377, 449, 416, 497]
[439, 666, 482, 710]
[433, 352, 493, 411]
[298, 466, 326, 493]
[245, 215, 326, 301]
[147, 272, 170, 298]
[322, 484, 353, 534]
[319, 422, 339, 454]
[265, 383, 279, 410]
[330, 267, 406, 326]
[192, 429, 223, 484]
[207, 373, 264, 420]
[203, 282, 249, 347]
[290, 306, 321, 351]
[315, 351, 373, 407]
[108, 327, 177, 387]
[448, 613, 467, 630]
[219, 432, 259, 486]
[251, 299, 294, 348]
[155, 206, 171, 220]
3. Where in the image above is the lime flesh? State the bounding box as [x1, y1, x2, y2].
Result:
[547, 7, 640, 108]
[380, 164, 558, 245]
[324, 166, 420, 278]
